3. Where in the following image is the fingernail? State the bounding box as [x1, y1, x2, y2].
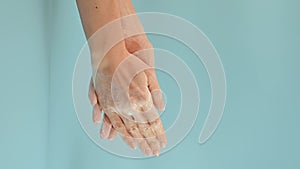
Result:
[161, 143, 166, 148]
[145, 149, 152, 156]
[159, 104, 165, 111]
[131, 144, 137, 150]
[94, 120, 100, 125]
[154, 150, 160, 156]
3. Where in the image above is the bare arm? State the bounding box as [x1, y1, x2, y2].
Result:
[76, 0, 121, 39]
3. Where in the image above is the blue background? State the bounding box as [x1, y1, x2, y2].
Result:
[0, 0, 299, 168]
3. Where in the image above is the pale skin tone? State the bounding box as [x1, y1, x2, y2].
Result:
[76, 0, 166, 156]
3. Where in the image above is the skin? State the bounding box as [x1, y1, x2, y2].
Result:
[76, 0, 166, 156]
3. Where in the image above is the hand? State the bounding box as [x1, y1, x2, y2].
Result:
[91, 40, 166, 156]
[81, 0, 167, 156]
[89, 78, 118, 140]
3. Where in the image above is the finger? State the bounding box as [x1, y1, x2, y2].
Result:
[141, 107, 167, 148]
[100, 115, 112, 139]
[151, 89, 165, 111]
[121, 116, 152, 156]
[132, 49, 164, 111]
[105, 111, 136, 149]
[150, 118, 167, 148]
[128, 72, 154, 123]
[89, 78, 98, 106]
[145, 70, 165, 111]
[138, 122, 160, 156]
[108, 127, 118, 140]
[102, 114, 118, 140]
[93, 103, 102, 124]
[141, 106, 160, 123]
[129, 88, 153, 118]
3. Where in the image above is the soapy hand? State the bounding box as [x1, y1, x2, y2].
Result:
[90, 39, 166, 156]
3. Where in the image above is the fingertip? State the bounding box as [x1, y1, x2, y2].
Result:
[91, 97, 98, 106]
[153, 150, 160, 156]
[131, 143, 137, 150]
[129, 138, 137, 150]
[100, 118, 112, 139]
[151, 90, 166, 111]
[93, 104, 102, 124]
[108, 136, 116, 140]
[157, 101, 165, 111]
[144, 148, 152, 156]
[159, 134, 167, 148]
[88, 81, 98, 106]
[89, 94, 97, 106]
[100, 126, 110, 139]
[123, 136, 137, 150]
[108, 129, 118, 140]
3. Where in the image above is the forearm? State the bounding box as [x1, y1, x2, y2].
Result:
[76, 0, 122, 39]
[119, 0, 136, 15]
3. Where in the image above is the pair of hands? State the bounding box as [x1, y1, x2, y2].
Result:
[88, 33, 167, 156]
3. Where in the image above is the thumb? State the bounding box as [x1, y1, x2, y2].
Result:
[145, 70, 165, 111]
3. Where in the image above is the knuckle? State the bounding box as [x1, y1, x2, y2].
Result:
[114, 122, 124, 131]
[151, 120, 160, 127]
[128, 126, 139, 135]
[140, 126, 152, 135]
